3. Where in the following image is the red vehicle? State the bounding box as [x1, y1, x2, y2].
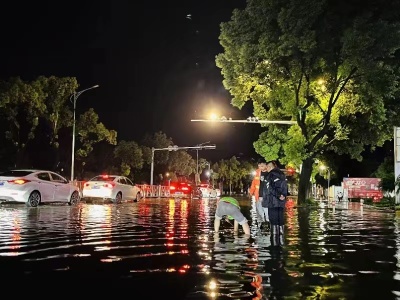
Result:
[169, 176, 195, 198]
[343, 177, 383, 202]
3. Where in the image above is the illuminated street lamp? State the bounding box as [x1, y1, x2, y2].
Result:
[319, 165, 331, 200]
[70, 84, 99, 182]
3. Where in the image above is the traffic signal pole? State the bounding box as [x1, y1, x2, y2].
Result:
[150, 144, 216, 185]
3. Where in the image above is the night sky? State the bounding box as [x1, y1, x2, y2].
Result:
[0, 0, 390, 178]
[0, 0, 264, 163]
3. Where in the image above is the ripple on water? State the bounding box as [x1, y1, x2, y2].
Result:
[0, 199, 398, 299]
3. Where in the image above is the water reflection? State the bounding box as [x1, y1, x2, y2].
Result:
[0, 208, 22, 255]
[0, 199, 397, 299]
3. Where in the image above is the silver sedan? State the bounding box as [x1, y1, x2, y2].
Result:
[0, 169, 80, 207]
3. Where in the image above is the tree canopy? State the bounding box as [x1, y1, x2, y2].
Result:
[216, 0, 400, 202]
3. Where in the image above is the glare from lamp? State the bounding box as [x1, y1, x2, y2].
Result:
[209, 113, 218, 120]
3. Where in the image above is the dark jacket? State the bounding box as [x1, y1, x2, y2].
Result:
[261, 167, 288, 208]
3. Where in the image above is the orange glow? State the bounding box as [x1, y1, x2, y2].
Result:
[138, 201, 151, 216]
[9, 179, 30, 185]
[80, 205, 112, 248]
[169, 199, 176, 219]
[8, 215, 21, 252]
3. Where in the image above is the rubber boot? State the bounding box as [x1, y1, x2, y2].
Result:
[272, 225, 279, 235]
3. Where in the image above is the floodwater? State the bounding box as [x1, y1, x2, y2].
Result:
[0, 197, 398, 299]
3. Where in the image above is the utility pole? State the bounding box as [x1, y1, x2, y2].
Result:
[195, 141, 210, 184]
[150, 144, 216, 185]
[70, 85, 99, 182]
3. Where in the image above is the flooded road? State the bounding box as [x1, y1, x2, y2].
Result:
[0, 197, 398, 299]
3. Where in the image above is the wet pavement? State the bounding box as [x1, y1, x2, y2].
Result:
[0, 197, 398, 299]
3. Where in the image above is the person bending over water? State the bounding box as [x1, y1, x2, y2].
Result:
[214, 196, 250, 235]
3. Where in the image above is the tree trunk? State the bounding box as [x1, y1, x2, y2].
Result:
[297, 157, 314, 204]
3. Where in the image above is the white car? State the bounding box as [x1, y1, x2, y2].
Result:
[0, 169, 80, 207]
[82, 175, 143, 203]
[197, 184, 220, 199]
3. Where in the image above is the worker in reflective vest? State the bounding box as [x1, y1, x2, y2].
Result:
[249, 158, 270, 230]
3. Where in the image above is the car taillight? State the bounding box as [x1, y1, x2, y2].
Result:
[170, 186, 176, 190]
[8, 179, 30, 185]
[182, 187, 189, 191]
[104, 183, 115, 188]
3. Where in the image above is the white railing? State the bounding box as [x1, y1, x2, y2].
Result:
[75, 181, 170, 198]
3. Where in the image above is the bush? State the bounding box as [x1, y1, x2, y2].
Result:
[370, 196, 395, 209]
[305, 198, 318, 206]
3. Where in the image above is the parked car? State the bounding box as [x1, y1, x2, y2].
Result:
[0, 169, 80, 207]
[82, 175, 143, 203]
[197, 183, 220, 198]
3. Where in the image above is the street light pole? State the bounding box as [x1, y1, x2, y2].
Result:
[196, 150, 199, 175]
[320, 165, 330, 201]
[150, 147, 155, 186]
[206, 161, 211, 185]
[195, 141, 210, 183]
[70, 84, 99, 182]
[327, 168, 331, 201]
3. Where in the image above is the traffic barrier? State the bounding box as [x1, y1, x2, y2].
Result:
[76, 181, 171, 198]
[136, 184, 171, 198]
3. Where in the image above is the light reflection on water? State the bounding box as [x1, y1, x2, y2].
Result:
[0, 198, 398, 299]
